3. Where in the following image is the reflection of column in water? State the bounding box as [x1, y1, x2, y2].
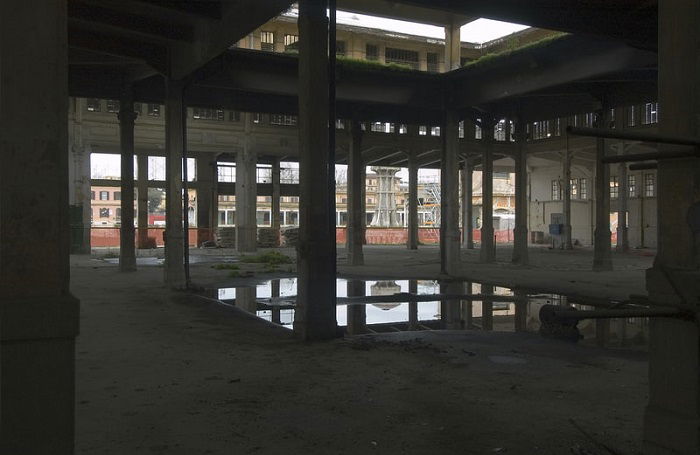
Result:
[461, 282, 473, 329]
[346, 280, 366, 335]
[408, 280, 418, 330]
[514, 289, 528, 332]
[616, 317, 627, 346]
[271, 280, 281, 324]
[481, 284, 494, 331]
[236, 286, 257, 314]
[440, 280, 462, 330]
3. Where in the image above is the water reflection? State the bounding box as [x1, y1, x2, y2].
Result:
[208, 278, 649, 348]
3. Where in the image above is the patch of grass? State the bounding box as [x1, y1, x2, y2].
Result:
[103, 252, 119, 259]
[211, 263, 239, 271]
[240, 251, 293, 265]
[337, 56, 414, 73]
[462, 32, 568, 70]
[229, 270, 240, 278]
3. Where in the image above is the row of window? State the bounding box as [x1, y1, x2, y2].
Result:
[93, 207, 120, 218]
[550, 174, 656, 200]
[91, 190, 120, 201]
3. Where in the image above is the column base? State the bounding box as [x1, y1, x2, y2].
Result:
[479, 228, 495, 263]
[593, 228, 613, 271]
[616, 227, 630, 253]
[236, 225, 257, 252]
[1, 294, 79, 455]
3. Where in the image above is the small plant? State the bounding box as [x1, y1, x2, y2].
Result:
[211, 264, 239, 271]
[239, 251, 293, 265]
[103, 251, 119, 259]
[229, 270, 240, 278]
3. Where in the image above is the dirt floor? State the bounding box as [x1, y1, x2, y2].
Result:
[72, 246, 652, 454]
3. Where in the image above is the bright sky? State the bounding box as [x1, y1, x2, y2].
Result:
[336, 12, 529, 44]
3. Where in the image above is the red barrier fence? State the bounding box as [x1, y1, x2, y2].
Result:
[90, 227, 515, 248]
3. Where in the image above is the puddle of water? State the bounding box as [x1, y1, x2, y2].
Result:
[206, 278, 649, 349]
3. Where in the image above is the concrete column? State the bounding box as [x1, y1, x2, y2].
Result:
[0, 1, 79, 453]
[462, 282, 473, 328]
[236, 120, 257, 252]
[408, 280, 418, 330]
[593, 107, 613, 271]
[461, 157, 474, 249]
[441, 109, 461, 275]
[346, 280, 366, 335]
[644, 1, 700, 452]
[271, 280, 281, 324]
[68, 107, 91, 254]
[271, 157, 281, 246]
[407, 149, 419, 249]
[616, 160, 630, 252]
[294, 0, 337, 340]
[442, 279, 462, 330]
[360, 159, 367, 245]
[480, 120, 495, 263]
[512, 120, 529, 264]
[346, 121, 364, 265]
[164, 77, 186, 287]
[514, 289, 527, 332]
[444, 19, 461, 71]
[562, 143, 573, 250]
[118, 91, 137, 272]
[595, 319, 610, 347]
[137, 154, 150, 248]
[481, 284, 494, 331]
[196, 154, 216, 245]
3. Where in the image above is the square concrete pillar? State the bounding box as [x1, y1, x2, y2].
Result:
[461, 157, 474, 249]
[1, 2, 79, 453]
[118, 90, 137, 272]
[512, 119, 529, 265]
[444, 20, 461, 71]
[293, 0, 337, 341]
[441, 109, 461, 275]
[562, 136, 573, 250]
[480, 120, 496, 263]
[137, 154, 150, 248]
[235, 138, 257, 252]
[346, 121, 364, 265]
[407, 149, 420, 250]
[643, 1, 700, 453]
[196, 154, 217, 245]
[593, 107, 613, 271]
[346, 280, 366, 335]
[68, 116, 92, 254]
[164, 77, 187, 288]
[271, 157, 281, 245]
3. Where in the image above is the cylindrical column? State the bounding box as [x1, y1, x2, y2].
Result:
[164, 77, 186, 287]
[480, 120, 495, 263]
[346, 121, 364, 265]
[442, 279, 462, 329]
[593, 107, 613, 271]
[512, 119, 529, 264]
[294, 0, 337, 340]
[407, 149, 419, 249]
[118, 90, 137, 272]
[137, 154, 149, 248]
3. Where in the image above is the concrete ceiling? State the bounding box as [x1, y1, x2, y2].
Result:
[67, 0, 294, 81]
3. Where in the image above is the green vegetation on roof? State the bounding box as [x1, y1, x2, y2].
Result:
[336, 56, 414, 73]
[462, 32, 569, 70]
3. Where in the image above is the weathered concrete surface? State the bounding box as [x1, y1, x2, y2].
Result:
[71, 256, 648, 454]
